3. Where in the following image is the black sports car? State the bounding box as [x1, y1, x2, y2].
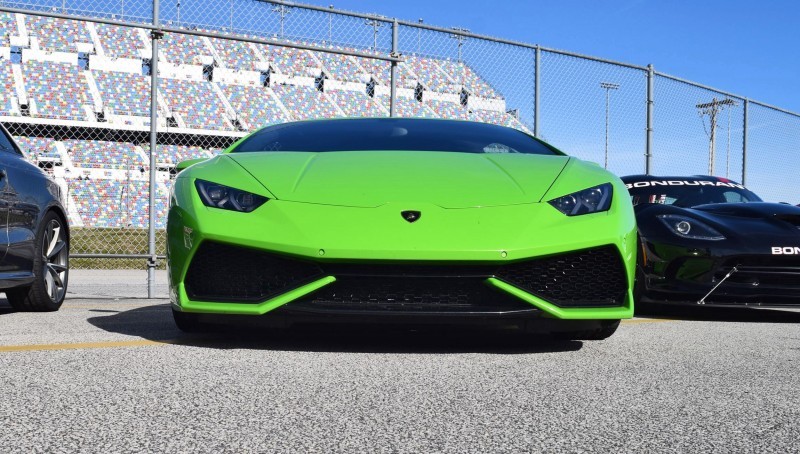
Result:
[0, 124, 70, 311]
[623, 175, 800, 307]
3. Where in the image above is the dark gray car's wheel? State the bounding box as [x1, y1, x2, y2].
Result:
[7, 212, 69, 312]
[553, 320, 621, 341]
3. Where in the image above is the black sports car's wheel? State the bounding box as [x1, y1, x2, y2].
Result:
[7, 212, 69, 312]
[633, 265, 646, 304]
[633, 235, 646, 304]
[172, 309, 205, 333]
[554, 320, 621, 341]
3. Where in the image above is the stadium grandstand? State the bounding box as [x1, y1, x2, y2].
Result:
[0, 13, 527, 230]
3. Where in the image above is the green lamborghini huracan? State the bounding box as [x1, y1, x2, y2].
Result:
[167, 118, 637, 339]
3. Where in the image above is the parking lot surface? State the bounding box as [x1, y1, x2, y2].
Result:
[2, 270, 799, 452]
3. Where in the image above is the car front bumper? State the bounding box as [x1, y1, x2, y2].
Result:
[639, 238, 800, 307]
[167, 177, 638, 321]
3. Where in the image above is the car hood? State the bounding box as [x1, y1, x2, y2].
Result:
[692, 202, 800, 222]
[226, 151, 570, 208]
[688, 202, 800, 234]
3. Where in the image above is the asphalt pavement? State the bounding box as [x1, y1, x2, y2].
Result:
[1, 270, 799, 453]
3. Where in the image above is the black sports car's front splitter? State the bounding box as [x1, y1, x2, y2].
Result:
[639, 239, 800, 307]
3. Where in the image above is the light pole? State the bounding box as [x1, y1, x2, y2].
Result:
[272, 4, 292, 39]
[449, 27, 469, 62]
[365, 17, 384, 52]
[697, 97, 736, 175]
[417, 18, 423, 54]
[328, 5, 334, 44]
[600, 82, 619, 169]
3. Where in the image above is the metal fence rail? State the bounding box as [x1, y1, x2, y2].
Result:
[0, 0, 798, 296]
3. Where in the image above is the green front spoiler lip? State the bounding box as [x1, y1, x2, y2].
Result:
[174, 276, 632, 320]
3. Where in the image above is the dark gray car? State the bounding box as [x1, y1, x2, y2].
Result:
[0, 124, 69, 311]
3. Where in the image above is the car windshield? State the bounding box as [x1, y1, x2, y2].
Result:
[627, 180, 762, 207]
[231, 118, 560, 155]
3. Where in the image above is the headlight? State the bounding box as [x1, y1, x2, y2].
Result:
[657, 214, 725, 241]
[195, 179, 268, 213]
[548, 183, 613, 216]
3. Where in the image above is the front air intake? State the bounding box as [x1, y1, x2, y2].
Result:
[184, 242, 323, 302]
[496, 246, 628, 307]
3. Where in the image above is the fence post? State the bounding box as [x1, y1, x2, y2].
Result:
[645, 64, 654, 174]
[147, 0, 161, 298]
[742, 98, 748, 186]
[389, 19, 398, 117]
[534, 45, 540, 138]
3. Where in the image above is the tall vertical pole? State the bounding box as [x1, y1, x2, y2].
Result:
[708, 97, 717, 175]
[604, 88, 610, 169]
[742, 99, 748, 185]
[389, 19, 397, 117]
[645, 64, 654, 175]
[534, 45, 540, 138]
[147, 0, 161, 298]
[697, 98, 736, 176]
[600, 82, 619, 169]
[726, 101, 731, 178]
[417, 19, 423, 54]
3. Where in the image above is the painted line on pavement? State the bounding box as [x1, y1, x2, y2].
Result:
[0, 339, 176, 353]
[623, 318, 677, 324]
[63, 303, 169, 310]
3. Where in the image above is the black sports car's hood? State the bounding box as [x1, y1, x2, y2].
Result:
[635, 201, 800, 246]
[691, 202, 800, 227]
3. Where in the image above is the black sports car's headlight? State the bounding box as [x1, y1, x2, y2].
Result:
[657, 214, 725, 241]
[548, 183, 613, 216]
[195, 179, 268, 213]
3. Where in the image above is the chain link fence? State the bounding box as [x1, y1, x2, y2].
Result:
[1, 0, 798, 281]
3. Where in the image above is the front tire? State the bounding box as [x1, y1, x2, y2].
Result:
[172, 309, 205, 333]
[554, 320, 621, 341]
[7, 212, 69, 312]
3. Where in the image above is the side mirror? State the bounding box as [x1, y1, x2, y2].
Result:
[175, 158, 207, 173]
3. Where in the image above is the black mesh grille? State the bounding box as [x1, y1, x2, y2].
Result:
[496, 246, 628, 307]
[185, 242, 323, 302]
[295, 277, 532, 312]
[722, 255, 800, 268]
[716, 256, 800, 287]
[715, 267, 800, 287]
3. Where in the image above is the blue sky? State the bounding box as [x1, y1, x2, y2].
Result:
[305, 0, 800, 113]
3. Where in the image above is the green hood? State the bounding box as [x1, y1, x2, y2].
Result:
[227, 151, 570, 208]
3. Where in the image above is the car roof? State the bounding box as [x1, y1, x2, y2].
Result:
[620, 174, 742, 185]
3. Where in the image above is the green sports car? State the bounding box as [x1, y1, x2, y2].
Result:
[167, 118, 637, 339]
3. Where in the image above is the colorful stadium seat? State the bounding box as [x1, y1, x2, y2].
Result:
[64, 140, 145, 169]
[22, 60, 93, 121]
[26, 16, 91, 53]
[221, 83, 291, 129]
[95, 23, 145, 59]
[272, 84, 340, 120]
